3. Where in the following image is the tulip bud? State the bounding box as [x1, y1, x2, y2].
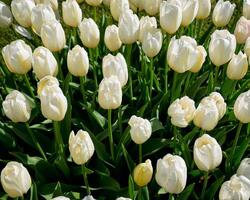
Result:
[102, 53, 128, 87]
[116, 198, 132, 200]
[155, 154, 187, 194]
[104, 25, 122, 51]
[243, 0, 250, 20]
[2, 90, 31, 123]
[160, 0, 182, 34]
[181, 0, 199, 27]
[2, 40, 32, 74]
[69, 130, 95, 165]
[244, 37, 250, 57]
[168, 96, 196, 128]
[209, 29, 236, 66]
[219, 175, 250, 200]
[34, 0, 58, 11]
[83, 196, 96, 200]
[194, 134, 222, 171]
[128, 115, 152, 144]
[0, 161, 31, 198]
[41, 20, 66, 52]
[139, 16, 157, 42]
[0, 2, 12, 28]
[227, 51, 248, 80]
[98, 76, 122, 110]
[212, 0, 236, 27]
[62, 0, 82, 27]
[79, 18, 100, 48]
[234, 17, 250, 44]
[85, 0, 102, 6]
[52, 197, 70, 200]
[32, 46, 58, 80]
[37, 75, 59, 96]
[237, 158, 250, 181]
[67, 45, 89, 77]
[133, 159, 153, 187]
[208, 92, 227, 120]
[234, 90, 250, 123]
[110, 0, 130, 21]
[11, 0, 35, 27]
[189, 46, 207, 73]
[167, 36, 200, 73]
[144, 0, 162, 16]
[196, 0, 211, 19]
[31, 4, 56, 35]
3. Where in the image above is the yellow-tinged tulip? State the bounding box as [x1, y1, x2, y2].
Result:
[133, 159, 153, 187]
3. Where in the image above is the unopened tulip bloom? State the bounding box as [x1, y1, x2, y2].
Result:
[2, 40, 32, 74]
[79, 18, 100, 48]
[139, 16, 157, 42]
[181, 0, 198, 27]
[41, 20, 66, 52]
[133, 159, 153, 187]
[155, 154, 187, 194]
[160, 0, 182, 34]
[208, 92, 227, 120]
[62, 0, 82, 27]
[11, 0, 35, 27]
[128, 115, 152, 144]
[110, 0, 129, 21]
[102, 53, 128, 87]
[104, 25, 122, 51]
[31, 4, 56, 35]
[189, 46, 207, 73]
[67, 45, 89, 77]
[37, 75, 59, 96]
[144, 0, 162, 16]
[168, 96, 196, 128]
[212, 0, 236, 27]
[32, 46, 58, 80]
[234, 90, 250, 123]
[2, 90, 31, 123]
[83, 195, 96, 200]
[237, 158, 250, 181]
[85, 0, 102, 6]
[34, 0, 58, 11]
[69, 130, 95, 165]
[234, 17, 250, 44]
[209, 29, 236, 66]
[244, 37, 250, 57]
[219, 175, 250, 200]
[118, 9, 139, 44]
[196, 0, 211, 19]
[227, 51, 248, 80]
[194, 134, 222, 171]
[0, 2, 12, 28]
[1, 161, 31, 198]
[243, 0, 250, 20]
[98, 76, 122, 110]
[52, 197, 70, 200]
[116, 198, 132, 200]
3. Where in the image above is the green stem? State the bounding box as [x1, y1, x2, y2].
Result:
[230, 123, 243, 166]
[54, 52, 64, 81]
[139, 144, 142, 163]
[169, 193, 174, 200]
[80, 76, 86, 104]
[173, 127, 178, 154]
[125, 44, 133, 101]
[108, 109, 114, 160]
[24, 74, 35, 99]
[149, 58, 154, 99]
[82, 164, 91, 195]
[214, 66, 219, 90]
[201, 171, 209, 200]
[53, 121, 64, 156]
[89, 49, 98, 89]
[138, 187, 142, 200]
[171, 72, 178, 102]
[118, 106, 122, 134]
[184, 72, 191, 94]
[20, 196, 25, 200]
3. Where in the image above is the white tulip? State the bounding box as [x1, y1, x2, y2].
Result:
[110, 0, 130, 21]
[133, 159, 153, 187]
[52, 197, 70, 200]
[69, 130, 95, 165]
[103, 0, 110, 6]
[2, 40, 32, 74]
[83, 195, 96, 200]
[1, 161, 31, 198]
[62, 0, 82, 27]
[189, 46, 207, 73]
[144, 0, 162, 16]
[181, 0, 198, 27]
[37, 75, 59, 97]
[244, 37, 250, 57]
[116, 198, 132, 200]
[243, 0, 250, 20]
[155, 154, 187, 194]
[85, 0, 102, 6]
[34, 0, 58, 11]
[196, 0, 211, 19]
[0, 2, 12, 28]
[234, 90, 250, 123]
[208, 92, 227, 120]
[104, 25, 122, 51]
[139, 16, 157, 42]
[234, 16, 250, 44]
[128, 115, 152, 144]
[237, 158, 250, 181]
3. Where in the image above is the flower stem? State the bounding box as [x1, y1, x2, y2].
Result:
[201, 171, 209, 200]
[168, 193, 174, 200]
[108, 109, 114, 160]
[139, 144, 142, 163]
[138, 187, 142, 200]
[214, 66, 219, 90]
[82, 164, 91, 195]
[89, 49, 98, 89]
[80, 76, 86, 104]
[24, 74, 35, 99]
[125, 44, 133, 101]
[173, 127, 178, 154]
[118, 106, 122, 134]
[149, 58, 154, 99]
[53, 121, 64, 156]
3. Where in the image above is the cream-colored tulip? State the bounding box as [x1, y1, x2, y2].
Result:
[11, 0, 35, 27]
[196, 0, 211, 19]
[181, 0, 198, 27]
[62, 0, 82, 27]
[104, 25, 122, 51]
[167, 36, 200, 73]
[41, 20, 66, 52]
[244, 37, 250, 57]
[208, 92, 227, 120]
[2, 40, 32, 74]
[234, 16, 250, 44]
[0, 2, 12, 28]
[103, 0, 110, 6]
[37, 75, 59, 96]
[69, 130, 95, 165]
[133, 159, 153, 187]
[189, 46, 207, 73]
[155, 154, 187, 194]
[1, 161, 31, 198]
[52, 197, 70, 200]
[139, 16, 157, 42]
[34, 0, 58, 11]
[243, 0, 250, 20]
[2, 90, 31, 123]
[160, 0, 182, 34]
[209, 29, 236, 66]
[194, 134, 222, 171]
[227, 51, 248, 80]
[85, 0, 102, 6]
[116, 198, 132, 200]
[79, 18, 100, 48]
[31, 4, 56, 35]
[234, 90, 250, 123]
[102, 53, 128, 87]
[83, 195, 96, 200]
[144, 0, 162, 16]
[98, 76, 122, 110]
[212, 0, 236, 27]
[128, 115, 152, 144]
[237, 158, 250, 181]
[118, 9, 139, 44]
[110, 0, 130, 21]
[32, 46, 58, 80]
[129, 0, 143, 11]
[168, 96, 196, 128]
[67, 45, 89, 77]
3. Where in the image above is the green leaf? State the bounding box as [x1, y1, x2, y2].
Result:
[10, 152, 42, 166]
[151, 118, 164, 133]
[122, 143, 136, 172]
[177, 183, 195, 200]
[30, 182, 38, 200]
[205, 176, 225, 200]
[95, 170, 120, 191]
[143, 138, 170, 157]
[128, 175, 135, 199]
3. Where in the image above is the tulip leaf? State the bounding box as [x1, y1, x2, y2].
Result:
[176, 183, 195, 200]
[151, 118, 164, 133]
[122, 143, 136, 173]
[142, 138, 171, 157]
[30, 182, 38, 200]
[128, 174, 135, 199]
[205, 176, 225, 200]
